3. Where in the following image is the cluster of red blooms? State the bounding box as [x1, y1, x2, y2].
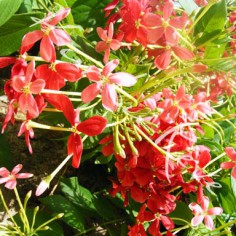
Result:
[0, 0, 235, 235]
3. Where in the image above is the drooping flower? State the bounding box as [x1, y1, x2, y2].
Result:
[21, 8, 71, 62]
[221, 147, 236, 179]
[96, 22, 122, 63]
[0, 164, 33, 189]
[82, 59, 137, 111]
[12, 61, 45, 118]
[189, 196, 223, 230]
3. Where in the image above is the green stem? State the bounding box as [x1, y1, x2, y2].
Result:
[14, 188, 30, 234]
[0, 189, 21, 234]
[114, 85, 138, 107]
[203, 152, 225, 170]
[66, 43, 104, 68]
[211, 218, 236, 233]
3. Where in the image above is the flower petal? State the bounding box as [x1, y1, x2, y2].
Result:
[172, 46, 194, 60]
[25, 61, 35, 84]
[96, 41, 107, 52]
[81, 83, 100, 103]
[109, 72, 137, 87]
[56, 63, 82, 82]
[12, 76, 25, 92]
[11, 164, 23, 175]
[225, 147, 236, 161]
[77, 116, 107, 136]
[49, 29, 71, 46]
[16, 173, 33, 179]
[0, 167, 10, 177]
[189, 202, 203, 213]
[35, 180, 50, 196]
[191, 215, 204, 227]
[21, 31, 44, 53]
[30, 79, 45, 94]
[103, 59, 119, 76]
[102, 84, 118, 111]
[154, 50, 171, 70]
[204, 215, 214, 230]
[207, 207, 223, 216]
[97, 27, 107, 41]
[40, 36, 56, 62]
[5, 179, 17, 189]
[220, 161, 235, 169]
[49, 8, 71, 26]
[86, 66, 101, 82]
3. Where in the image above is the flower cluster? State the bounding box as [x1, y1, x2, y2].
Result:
[0, 0, 236, 235]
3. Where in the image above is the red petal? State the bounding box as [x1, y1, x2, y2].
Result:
[40, 36, 56, 62]
[5, 179, 17, 189]
[103, 59, 119, 76]
[108, 22, 114, 39]
[12, 76, 25, 92]
[21, 30, 43, 53]
[97, 27, 107, 41]
[165, 26, 178, 44]
[49, 8, 71, 26]
[81, 83, 100, 103]
[77, 116, 107, 136]
[96, 41, 107, 52]
[225, 147, 236, 161]
[25, 61, 35, 84]
[86, 66, 101, 82]
[55, 63, 82, 82]
[110, 39, 121, 50]
[49, 29, 71, 46]
[143, 13, 162, 27]
[26, 94, 40, 118]
[154, 50, 171, 70]
[0, 57, 17, 68]
[30, 79, 45, 94]
[172, 46, 194, 60]
[163, 1, 174, 20]
[67, 134, 83, 168]
[161, 215, 174, 230]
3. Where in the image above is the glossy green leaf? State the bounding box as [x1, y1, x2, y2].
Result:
[0, 0, 23, 27]
[60, 177, 97, 214]
[40, 195, 86, 232]
[194, 0, 227, 47]
[0, 12, 43, 56]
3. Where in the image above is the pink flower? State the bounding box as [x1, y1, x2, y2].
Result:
[96, 22, 121, 63]
[221, 147, 236, 179]
[0, 164, 33, 189]
[12, 61, 45, 118]
[82, 59, 137, 111]
[189, 196, 223, 230]
[143, 1, 188, 44]
[21, 8, 71, 62]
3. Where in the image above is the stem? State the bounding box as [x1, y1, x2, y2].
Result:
[79, 99, 101, 111]
[28, 120, 72, 132]
[114, 85, 138, 107]
[211, 218, 236, 233]
[41, 88, 81, 96]
[66, 43, 104, 68]
[0, 189, 21, 234]
[14, 188, 30, 234]
[203, 152, 225, 170]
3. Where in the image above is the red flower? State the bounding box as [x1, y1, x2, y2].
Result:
[221, 147, 236, 179]
[96, 22, 121, 63]
[189, 196, 223, 230]
[21, 8, 71, 62]
[12, 61, 45, 118]
[35, 62, 82, 90]
[0, 164, 33, 189]
[82, 59, 137, 111]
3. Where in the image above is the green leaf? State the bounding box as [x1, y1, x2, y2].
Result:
[168, 201, 192, 225]
[194, 0, 227, 47]
[0, 0, 23, 27]
[40, 195, 86, 232]
[178, 0, 198, 15]
[216, 178, 236, 214]
[0, 12, 43, 56]
[60, 177, 97, 214]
